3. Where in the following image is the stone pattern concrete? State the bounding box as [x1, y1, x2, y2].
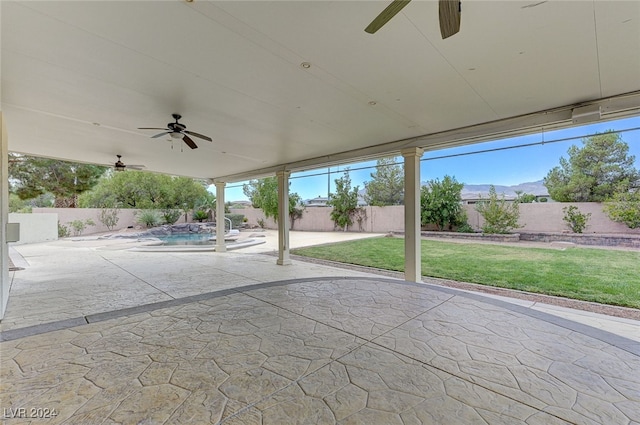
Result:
[0, 239, 381, 331]
[2, 278, 639, 424]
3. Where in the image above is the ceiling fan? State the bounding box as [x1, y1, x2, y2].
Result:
[138, 114, 212, 150]
[365, 0, 461, 39]
[113, 155, 145, 172]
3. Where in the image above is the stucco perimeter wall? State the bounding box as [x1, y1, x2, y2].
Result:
[33, 208, 140, 234]
[234, 203, 639, 235]
[233, 206, 406, 233]
[464, 202, 640, 234]
[30, 202, 638, 236]
[8, 213, 58, 244]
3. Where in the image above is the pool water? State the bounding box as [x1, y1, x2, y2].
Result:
[154, 233, 214, 246]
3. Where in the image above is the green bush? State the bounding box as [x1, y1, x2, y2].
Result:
[604, 190, 640, 229]
[475, 186, 521, 234]
[193, 210, 209, 222]
[420, 175, 465, 231]
[58, 221, 70, 238]
[161, 209, 182, 225]
[456, 223, 475, 233]
[99, 208, 120, 231]
[225, 213, 245, 228]
[137, 210, 162, 228]
[562, 205, 592, 233]
[69, 218, 95, 236]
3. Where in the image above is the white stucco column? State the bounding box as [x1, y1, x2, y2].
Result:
[401, 147, 424, 282]
[1, 113, 10, 319]
[215, 181, 227, 253]
[276, 170, 292, 265]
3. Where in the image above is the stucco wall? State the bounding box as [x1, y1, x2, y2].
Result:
[234, 202, 639, 234]
[29, 202, 638, 238]
[32, 208, 202, 235]
[232, 206, 406, 233]
[8, 213, 59, 244]
[463, 202, 640, 234]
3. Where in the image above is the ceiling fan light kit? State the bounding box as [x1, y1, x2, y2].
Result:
[114, 155, 126, 172]
[138, 114, 212, 150]
[113, 155, 145, 172]
[365, 0, 461, 39]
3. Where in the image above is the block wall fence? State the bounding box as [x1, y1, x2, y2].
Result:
[19, 202, 639, 242]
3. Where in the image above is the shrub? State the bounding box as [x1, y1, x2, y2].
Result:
[562, 205, 592, 233]
[456, 223, 475, 233]
[58, 221, 70, 238]
[161, 209, 182, 225]
[604, 190, 640, 229]
[69, 218, 95, 236]
[475, 186, 521, 234]
[420, 175, 465, 231]
[257, 218, 266, 229]
[137, 210, 162, 228]
[193, 210, 209, 222]
[515, 191, 537, 203]
[99, 208, 120, 231]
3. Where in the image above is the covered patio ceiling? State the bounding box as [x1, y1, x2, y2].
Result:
[1, 1, 639, 182]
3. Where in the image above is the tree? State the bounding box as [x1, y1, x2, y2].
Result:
[327, 170, 360, 231]
[475, 185, 521, 234]
[364, 157, 404, 206]
[242, 176, 304, 225]
[543, 132, 640, 202]
[244, 177, 279, 218]
[194, 191, 217, 221]
[9, 154, 107, 207]
[80, 171, 210, 217]
[515, 191, 537, 203]
[80, 171, 171, 209]
[169, 176, 210, 222]
[420, 175, 465, 231]
[604, 190, 640, 229]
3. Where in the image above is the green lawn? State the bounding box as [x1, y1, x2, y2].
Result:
[291, 237, 640, 309]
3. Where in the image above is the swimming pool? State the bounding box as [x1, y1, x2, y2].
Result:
[154, 233, 214, 246]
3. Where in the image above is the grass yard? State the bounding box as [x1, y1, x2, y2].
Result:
[291, 237, 640, 309]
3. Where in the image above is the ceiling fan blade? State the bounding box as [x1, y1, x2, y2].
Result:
[184, 130, 212, 142]
[439, 0, 461, 39]
[128, 165, 146, 170]
[182, 135, 198, 149]
[138, 127, 168, 130]
[151, 132, 171, 139]
[365, 0, 412, 34]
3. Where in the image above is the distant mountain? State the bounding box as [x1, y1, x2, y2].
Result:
[354, 180, 549, 202]
[459, 180, 548, 199]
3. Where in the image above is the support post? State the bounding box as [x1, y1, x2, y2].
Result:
[401, 147, 424, 282]
[215, 181, 227, 253]
[276, 170, 292, 265]
[1, 113, 9, 318]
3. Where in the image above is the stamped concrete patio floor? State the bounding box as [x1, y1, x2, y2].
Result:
[1, 236, 640, 424]
[1, 276, 639, 424]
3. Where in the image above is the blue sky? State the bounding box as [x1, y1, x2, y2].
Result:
[222, 116, 640, 202]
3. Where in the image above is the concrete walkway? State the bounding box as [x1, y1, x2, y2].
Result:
[1, 231, 639, 424]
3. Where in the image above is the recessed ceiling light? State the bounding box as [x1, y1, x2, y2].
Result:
[368, 101, 377, 106]
[300, 62, 311, 69]
[92, 122, 101, 126]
